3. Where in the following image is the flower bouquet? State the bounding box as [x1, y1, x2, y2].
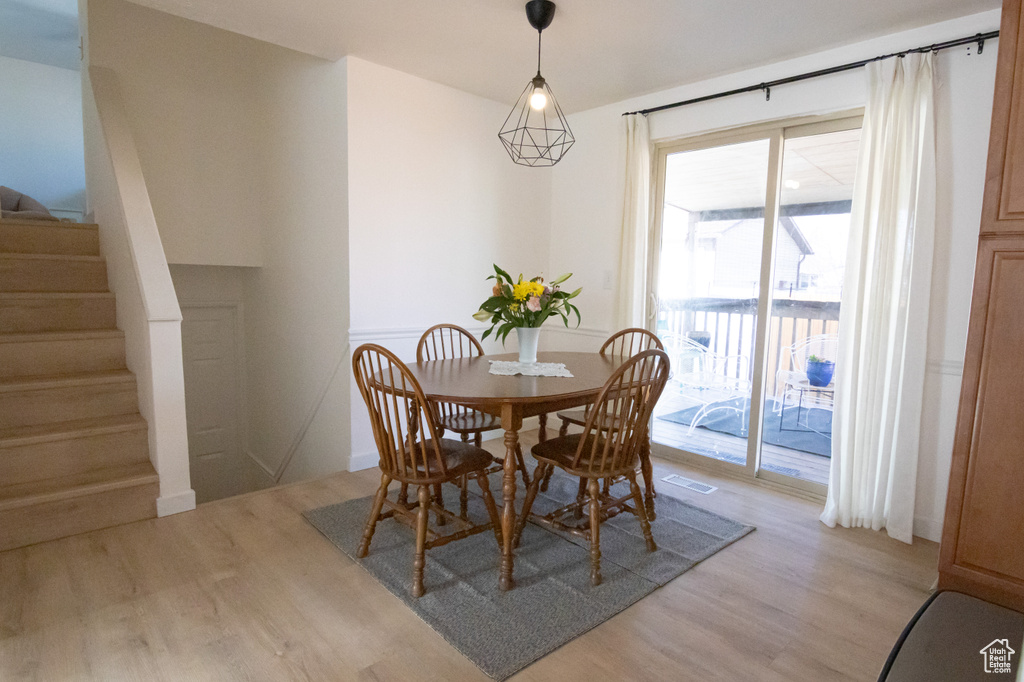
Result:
[473, 265, 581, 362]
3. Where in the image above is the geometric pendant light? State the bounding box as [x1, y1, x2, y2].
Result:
[498, 0, 575, 166]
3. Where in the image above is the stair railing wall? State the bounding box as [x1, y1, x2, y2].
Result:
[83, 66, 195, 516]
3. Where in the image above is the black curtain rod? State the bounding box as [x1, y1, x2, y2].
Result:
[623, 30, 999, 117]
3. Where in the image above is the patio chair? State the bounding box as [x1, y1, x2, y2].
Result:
[669, 337, 751, 436]
[774, 334, 839, 413]
[514, 349, 670, 586]
[352, 343, 503, 598]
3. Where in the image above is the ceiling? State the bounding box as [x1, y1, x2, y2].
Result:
[666, 128, 863, 213]
[0, 0, 79, 70]
[2, 0, 1000, 111]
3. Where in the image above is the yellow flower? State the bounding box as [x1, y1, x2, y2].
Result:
[512, 279, 545, 301]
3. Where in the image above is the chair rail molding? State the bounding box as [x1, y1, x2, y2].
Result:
[348, 325, 609, 346]
[926, 358, 964, 376]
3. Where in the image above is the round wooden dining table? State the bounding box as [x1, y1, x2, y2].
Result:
[406, 350, 645, 591]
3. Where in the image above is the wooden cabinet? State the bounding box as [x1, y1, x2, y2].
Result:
[938, 0, 1024, 612]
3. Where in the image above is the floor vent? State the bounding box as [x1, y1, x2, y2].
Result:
[661, 474, 717, 495]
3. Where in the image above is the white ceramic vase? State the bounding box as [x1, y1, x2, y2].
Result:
[516, 326, 540, 364]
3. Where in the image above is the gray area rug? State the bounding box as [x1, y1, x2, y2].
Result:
[304, 468, 754, 680]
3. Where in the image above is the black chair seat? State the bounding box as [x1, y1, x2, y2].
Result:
[555, 409, 587, 427]
[532, 433, 637, 478]
[440, 411, 501, 434]
[555, 408, 623, 430]
[404, 439, 494, 483]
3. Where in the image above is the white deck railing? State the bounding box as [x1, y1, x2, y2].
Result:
[657, 297, 841, 396]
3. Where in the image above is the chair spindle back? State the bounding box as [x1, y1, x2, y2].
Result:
[353, 344, 449, 484]
[599, 327, 664, 358]
[573, 349, 670, 475]
[417, 324, 485, 362]
[416, 324, 486, 425]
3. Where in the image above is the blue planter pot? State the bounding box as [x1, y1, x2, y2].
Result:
[806, 361, 835, 387]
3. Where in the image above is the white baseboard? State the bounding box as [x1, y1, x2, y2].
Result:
[347, 416, 542, 472]
[157, 489, 197, 516]
[349, 450, 380, 472]
[913, 515, 943, 543]
[244, 451, 277, 490]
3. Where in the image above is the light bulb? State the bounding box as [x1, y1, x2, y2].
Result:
[530, 88, 547, 110]
[784, 179, 800, 190]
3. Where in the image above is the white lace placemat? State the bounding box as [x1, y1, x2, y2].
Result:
[488, 360, 574, 378]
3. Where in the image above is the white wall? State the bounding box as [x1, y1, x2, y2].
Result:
[85, 0, 351, 488]
[244, 49, 349, 484]
[87, 0, 263, 266]
[0, 55, 86, 216]
[549, 11, 1000, 542]
[346, 57, 553, 468]
[84, 2, 552, 486]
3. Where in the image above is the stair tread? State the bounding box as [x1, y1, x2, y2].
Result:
[0, 291, 114, 299]
[0, 413, 146, 446]
[0, 219, 98, 230]
[0, 329, 124, 344]
[0, 461, 158, 509]
[0, 368, 135, 392]
[0, 252, 104, 262]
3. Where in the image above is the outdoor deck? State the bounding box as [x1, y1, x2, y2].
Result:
[652, 389, 831, 486]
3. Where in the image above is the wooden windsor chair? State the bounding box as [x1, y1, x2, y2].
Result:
[541, 328, 664, 516]
[416, 324, 503, 447]
[352, 343, 503, 598]
[514, 348, 671, 586]
[416, 324, 531, 516]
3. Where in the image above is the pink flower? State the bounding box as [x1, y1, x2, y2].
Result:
[526, 296, 542, 312]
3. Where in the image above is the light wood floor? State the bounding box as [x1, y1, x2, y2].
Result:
[0, 430, 938, 681]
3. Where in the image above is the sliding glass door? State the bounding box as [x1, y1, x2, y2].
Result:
[648, 116, 861, 493]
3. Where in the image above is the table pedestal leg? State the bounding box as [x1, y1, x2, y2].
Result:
[641, 427, 656, 520]
[500, 429, 518, 590]
[499, 407, 522, 591]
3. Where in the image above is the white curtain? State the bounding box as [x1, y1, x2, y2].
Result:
[614, 114, 652, 330]
[821, 53, 936, 544]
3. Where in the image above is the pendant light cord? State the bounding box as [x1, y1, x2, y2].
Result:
[536, 30, 543, 77]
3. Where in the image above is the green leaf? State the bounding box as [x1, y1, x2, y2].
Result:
[498, 322, 515, 345]
[493, 264, 513, 283]
[549, 272, 572, 286]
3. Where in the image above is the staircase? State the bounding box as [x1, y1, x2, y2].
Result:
[0, 218, 159, 552]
